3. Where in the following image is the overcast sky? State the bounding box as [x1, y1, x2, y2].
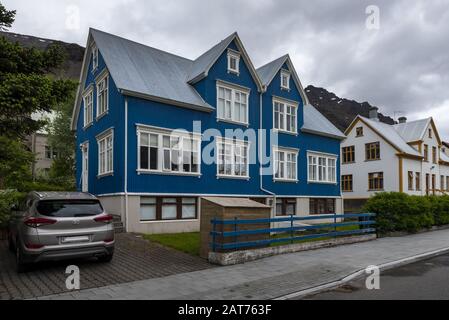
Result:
[4, 0, 449, 138]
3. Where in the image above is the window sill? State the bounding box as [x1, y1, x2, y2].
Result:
[342, 161, 355, 165]
[97, 172, 114, 179]
[83, 122, 93, 131]
[217, 175, 250, 181]
[137, 169, 201, 177]
[368, 189, 384, 192]
[216, 118, 249, 127]
[273, 129, 298, 136]
[307, 181, 338, 185]
[227, 70, 240, 76]
[96, 111, 109, 121]
[365, 159, 381, 162]
[273, 178, 298, 183]
[280, 86, 291, 92]
[139, 218, 198, 224]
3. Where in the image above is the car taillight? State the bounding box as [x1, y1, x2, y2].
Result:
[104, 238, 114, 243]
[24, 217, 57, 228]
[25, 243, 44, 249]
[94, 214, 113, 224]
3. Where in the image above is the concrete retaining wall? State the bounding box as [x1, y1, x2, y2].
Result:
[209, 234, 377, 265]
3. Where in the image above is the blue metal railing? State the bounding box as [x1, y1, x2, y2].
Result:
[210, 213, 376, 252]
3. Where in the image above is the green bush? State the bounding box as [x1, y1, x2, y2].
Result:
[0, 190, 25, 228]
[363, 192, 440, 234]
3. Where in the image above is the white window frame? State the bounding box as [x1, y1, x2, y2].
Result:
[273, 147, 298, 182]
[96, 128, 114, 177]
[216, 81, 250, 125]
[96, 71, 109, 119]
[136, 125, 201, 176]
[273, 97, 298, 134]
[280, 70, 290, 90]
[83, 87, 93, 128]
[92, 44, 98, 71]
[227, 49, 240, 74]
[216, 137, 250, 179]
[307, 151, 337, 184]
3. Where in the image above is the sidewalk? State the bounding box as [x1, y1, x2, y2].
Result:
[39, 229, 449, 300]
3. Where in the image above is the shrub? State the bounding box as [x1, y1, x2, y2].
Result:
[0, 190, 25, 228]
[363, 192, 437, 234]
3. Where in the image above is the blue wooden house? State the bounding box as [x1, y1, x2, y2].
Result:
[71, 29, 345, 234]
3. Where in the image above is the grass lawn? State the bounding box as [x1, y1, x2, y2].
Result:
[144, 232, 200, 256]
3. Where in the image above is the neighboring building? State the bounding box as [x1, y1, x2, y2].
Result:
[341, 107, 449, 212]
[71, 29, 345, 234]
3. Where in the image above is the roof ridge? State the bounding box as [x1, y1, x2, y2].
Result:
[256, 54, 289, 71]
[191, 32, 237, 62]
[90, 28, 193, 63]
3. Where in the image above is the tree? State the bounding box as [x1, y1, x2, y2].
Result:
[47, 91, 76, 188]
[0, 2, 77, 139]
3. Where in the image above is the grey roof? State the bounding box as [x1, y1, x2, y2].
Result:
[394, 118, 431, 142]
[302, 104, 346, 140]
[202, 197, 269, 208]
[359, 116, 421, 156]
[187, 32, 237, 83]
[256, 54, 289, 87]
[90, 29, 212, 111]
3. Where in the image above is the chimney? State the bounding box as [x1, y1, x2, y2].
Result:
[398, 116, 407, 124]
[369, 107, 379, 121]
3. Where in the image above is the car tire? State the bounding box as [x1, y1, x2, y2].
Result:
[98, 254, 113, 263]
[16, 242, 28, 273]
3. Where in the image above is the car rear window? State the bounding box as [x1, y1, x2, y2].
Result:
[36, 200, 103, 217]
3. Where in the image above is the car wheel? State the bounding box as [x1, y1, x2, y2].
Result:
[98, 254, 113, 263]
[16, 242, 28, 273]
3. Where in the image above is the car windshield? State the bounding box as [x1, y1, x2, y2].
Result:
[36, 200, 103, 217]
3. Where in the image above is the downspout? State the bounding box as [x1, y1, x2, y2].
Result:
[124, 97, 129, 232]
[259, 92, 276, 213]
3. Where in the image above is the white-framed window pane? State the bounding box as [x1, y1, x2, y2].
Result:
[182, 198, 196, 219]
[140, 197, 156, 220]
[162, 198, 177, 220]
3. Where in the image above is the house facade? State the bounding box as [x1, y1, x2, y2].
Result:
[71, 29, 345, 234]
[341, 107, 449, 212]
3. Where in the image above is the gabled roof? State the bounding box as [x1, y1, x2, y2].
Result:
[440, 151, 449, 164]
[394, 117, 441, 145]
[256, 54, 310, 105]
[346, 116, 422, 157]
[186, 32, 263, 91]
[301, 104, 346, 140]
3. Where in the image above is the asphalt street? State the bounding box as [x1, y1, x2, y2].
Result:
[304, 253, 449, 300]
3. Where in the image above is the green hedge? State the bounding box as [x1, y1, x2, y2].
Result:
[363, 192, 449, 234]
[0, 190, 25, 228]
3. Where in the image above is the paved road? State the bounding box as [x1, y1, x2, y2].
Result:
[305, 254, 449, 300]
[0, 233, 212, 300]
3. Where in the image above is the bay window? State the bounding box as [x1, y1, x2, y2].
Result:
[308, 152, 337, 183]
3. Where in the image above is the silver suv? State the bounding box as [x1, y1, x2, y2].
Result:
[8, 192, 115, 272]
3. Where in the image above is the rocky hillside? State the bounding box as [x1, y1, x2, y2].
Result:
[1, 31, 395, 132]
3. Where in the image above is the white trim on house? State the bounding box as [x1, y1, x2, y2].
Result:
[307, 151, 338, 184]
[136, 125, 201, 176]
[96, 192, 344, 199]
[96, 70, 109, 119]
[91, 43, 98, 72]
[280, 69, 290, 90]
[216, 81, 250, 126]
[82, 86, 94, 128]
[273, 96, 298, 135]
[80, 141, 89, 192]
[215, 136, 250, 180]
[273, 146, 299, 182]
[227, 49, 240, 75]
[96, 127, 114, 177]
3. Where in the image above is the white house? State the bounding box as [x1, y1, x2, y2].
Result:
[341, 107, 449, 211]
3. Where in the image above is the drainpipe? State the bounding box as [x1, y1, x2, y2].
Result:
[124, 97, 129, 232]
[259, 92, 276, 213]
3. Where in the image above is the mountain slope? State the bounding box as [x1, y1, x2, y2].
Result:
[1, 31, 395, 131]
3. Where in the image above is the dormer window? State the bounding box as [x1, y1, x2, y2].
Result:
[92, 44, 98, 71]
[227, 50, 240, 74]
[281, 70, 290, 90]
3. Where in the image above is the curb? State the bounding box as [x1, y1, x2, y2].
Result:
[274, 246, 449, 300]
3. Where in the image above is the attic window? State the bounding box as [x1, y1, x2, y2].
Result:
[281, 70, 290, 90]
[227, 50, 240, 74]
[429, 128, 432, 139]
[92, 45, 98, 71]
[356, 127, 364, 137]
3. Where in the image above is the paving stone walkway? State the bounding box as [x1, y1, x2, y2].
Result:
[0, 233, 213, 300]
[39, 229, 449, 300]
